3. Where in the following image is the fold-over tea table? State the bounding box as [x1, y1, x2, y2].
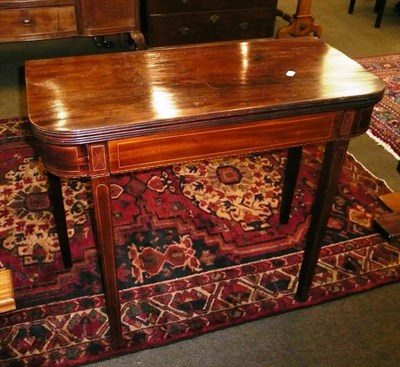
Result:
[25, 37, 385, 348]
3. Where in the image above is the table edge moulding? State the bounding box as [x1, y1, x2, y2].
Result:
[24, 37, 385, 349]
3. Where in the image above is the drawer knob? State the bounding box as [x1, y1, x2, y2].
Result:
[209, 15, 220, 24]
[179, 26, 190, 35]
[21, 17, 33, 25]
[181, 0, 190, 4]
[239, 21, 249, 30]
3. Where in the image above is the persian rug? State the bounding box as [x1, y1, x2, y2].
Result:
[356, 54, 400, 159]
[1, 117, 399, 367]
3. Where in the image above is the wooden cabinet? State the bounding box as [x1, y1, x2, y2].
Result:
[76, 0, 140, 36]
[0, 0, 77, 42]
[141, 0, 278, 47]
[0, 0, 143, 44]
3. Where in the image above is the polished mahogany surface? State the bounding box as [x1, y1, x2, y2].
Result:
[25, 37, 384, 145]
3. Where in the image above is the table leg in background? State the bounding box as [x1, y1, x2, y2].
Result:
[280, 146, 303, 224]
[47, 173, 72, 269]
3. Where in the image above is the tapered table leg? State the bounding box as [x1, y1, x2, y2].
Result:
[47, 173, 72, 269]
[87, 142, 123, 348]
[348, 0, 356, 13]
[374, 0, 387, 28]
[296, 139, 349, 301]
[280, 146, 303, 224]
[91, 174, 122, 349]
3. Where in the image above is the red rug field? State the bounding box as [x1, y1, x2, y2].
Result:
[1, 116, 399, 366]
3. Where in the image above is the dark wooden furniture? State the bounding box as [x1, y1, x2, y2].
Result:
[0, 0, 144, 47]
[277, 0, 322, 38]
[374, 212, 400, 240]
[25, 38, 385, 348]
[374, 192, 400, 241]
[140, 0, 278, 47]
[348, 0, 387, 28]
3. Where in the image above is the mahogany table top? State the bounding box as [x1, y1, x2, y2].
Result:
[25, 37, 385, 145]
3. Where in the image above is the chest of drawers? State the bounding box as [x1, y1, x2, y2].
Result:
[0, 0, 77, 42]
[0, 0, 142, 43]
[141, 0, 278, 47]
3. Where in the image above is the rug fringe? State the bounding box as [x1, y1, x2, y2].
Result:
[367, 130, 400, 161]
[346, 150, 394, 192]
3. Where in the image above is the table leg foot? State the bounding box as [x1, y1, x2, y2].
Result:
[129, 30, 146, 50]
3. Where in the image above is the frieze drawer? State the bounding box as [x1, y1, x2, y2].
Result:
[148, 10, 276, 46]
[0, 6, 77, 42]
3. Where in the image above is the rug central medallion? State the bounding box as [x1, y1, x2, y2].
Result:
[172, 153, 283, 231]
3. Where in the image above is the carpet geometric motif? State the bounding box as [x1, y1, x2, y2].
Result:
[0, 139, 90, 266]
[172, 153, 283, 231]
[1, 235, 399, 367]
[128, 234, 202, 284]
